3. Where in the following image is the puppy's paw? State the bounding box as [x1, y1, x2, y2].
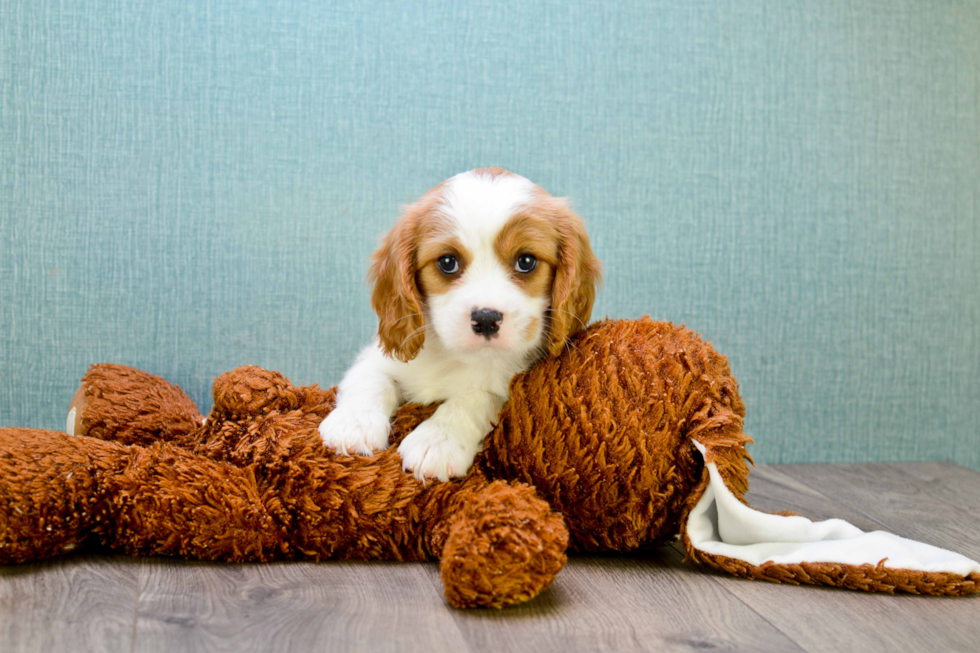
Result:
[397, 420, 479, 482]
[318, 407, 391, 455]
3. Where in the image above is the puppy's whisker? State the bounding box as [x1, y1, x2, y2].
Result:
[397, 324, 428, 349]
[543, 309, 585, 355]
[529, 341, 550, 364]
[545, 307, 587, 331]
[391, 312, 424, 326]
[565, 339, 582, 355]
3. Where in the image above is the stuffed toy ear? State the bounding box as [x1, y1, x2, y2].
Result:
[682, 441, 980, 596]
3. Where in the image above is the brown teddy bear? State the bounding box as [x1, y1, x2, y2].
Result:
[1, 318, 977, 608]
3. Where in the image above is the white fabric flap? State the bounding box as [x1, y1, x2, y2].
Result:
[688, 441, 980, 576]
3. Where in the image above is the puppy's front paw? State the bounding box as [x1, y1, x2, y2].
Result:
[318, 407, 391, 456]
[397, 420, 479, 482]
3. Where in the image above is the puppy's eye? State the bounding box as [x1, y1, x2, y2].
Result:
[437, 255, 459, 274]
[515, 253, 537, 273]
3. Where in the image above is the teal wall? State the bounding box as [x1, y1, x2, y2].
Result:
[2, 1, 978, 468]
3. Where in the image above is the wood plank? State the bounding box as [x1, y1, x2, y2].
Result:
[435, 548, 805, 653]
[691, 463, 980, 653]
[132, 558, 471, 653]
[0, 555, 140, 653]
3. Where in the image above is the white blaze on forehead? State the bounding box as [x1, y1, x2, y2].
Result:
[440, 171, 536, 250]
[423, 169, 550, 355]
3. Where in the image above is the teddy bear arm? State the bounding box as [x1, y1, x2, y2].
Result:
[211, 366, 336, 421]
[434, 478, 569, 609]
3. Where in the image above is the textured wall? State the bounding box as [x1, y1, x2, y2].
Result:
[2, 1, 978, 468]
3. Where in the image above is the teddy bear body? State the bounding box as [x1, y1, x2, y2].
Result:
[0, 319, 755, 607]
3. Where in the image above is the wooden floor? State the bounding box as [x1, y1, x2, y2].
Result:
[2, 462, 978, 653]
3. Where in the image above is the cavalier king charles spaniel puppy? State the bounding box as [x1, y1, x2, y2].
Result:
[319, 168, 602, 481]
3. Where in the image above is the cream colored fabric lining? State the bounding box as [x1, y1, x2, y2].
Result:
[688, 441, 980, 576]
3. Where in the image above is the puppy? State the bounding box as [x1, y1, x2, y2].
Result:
[319, 168, 601, 481]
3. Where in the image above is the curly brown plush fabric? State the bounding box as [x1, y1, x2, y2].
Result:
[683, 548, 980, 597]
[1, 318, 976, 607]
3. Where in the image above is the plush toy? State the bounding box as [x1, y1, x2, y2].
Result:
[1, 318, 977, 608]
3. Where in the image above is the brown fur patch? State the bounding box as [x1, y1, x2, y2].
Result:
[493, 212, 560, 298]
[417, 234, 472, 296]
[524, 316, 542, 342]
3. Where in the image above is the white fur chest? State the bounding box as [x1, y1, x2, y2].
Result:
[389, 340, 527, 405]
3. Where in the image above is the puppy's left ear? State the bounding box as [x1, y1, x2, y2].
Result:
[369, 205, 426, 362]
[547, 199, 602, 356]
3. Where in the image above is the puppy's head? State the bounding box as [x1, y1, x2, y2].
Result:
[370, 168, 602, 363]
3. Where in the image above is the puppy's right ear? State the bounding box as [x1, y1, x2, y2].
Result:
[369, 208, 426, 362]
[546, 199, 602, 356]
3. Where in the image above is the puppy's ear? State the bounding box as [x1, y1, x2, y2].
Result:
[370, 207, 426, 362]
[547, 200, 602, 356]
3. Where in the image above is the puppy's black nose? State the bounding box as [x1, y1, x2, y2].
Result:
[471, 308, 503, 337]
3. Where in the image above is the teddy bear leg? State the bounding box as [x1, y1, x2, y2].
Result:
[436, 478, 569, 609]
[68, 364, 204, 448]
[0, 428, 130, 563]
[0, 426, 284, 564]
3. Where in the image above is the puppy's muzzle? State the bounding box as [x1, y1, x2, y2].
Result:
[471, 308, 503, 338]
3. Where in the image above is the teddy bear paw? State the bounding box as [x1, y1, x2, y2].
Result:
[397, 420, 478, 482]
[318, 407, 391, 456]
